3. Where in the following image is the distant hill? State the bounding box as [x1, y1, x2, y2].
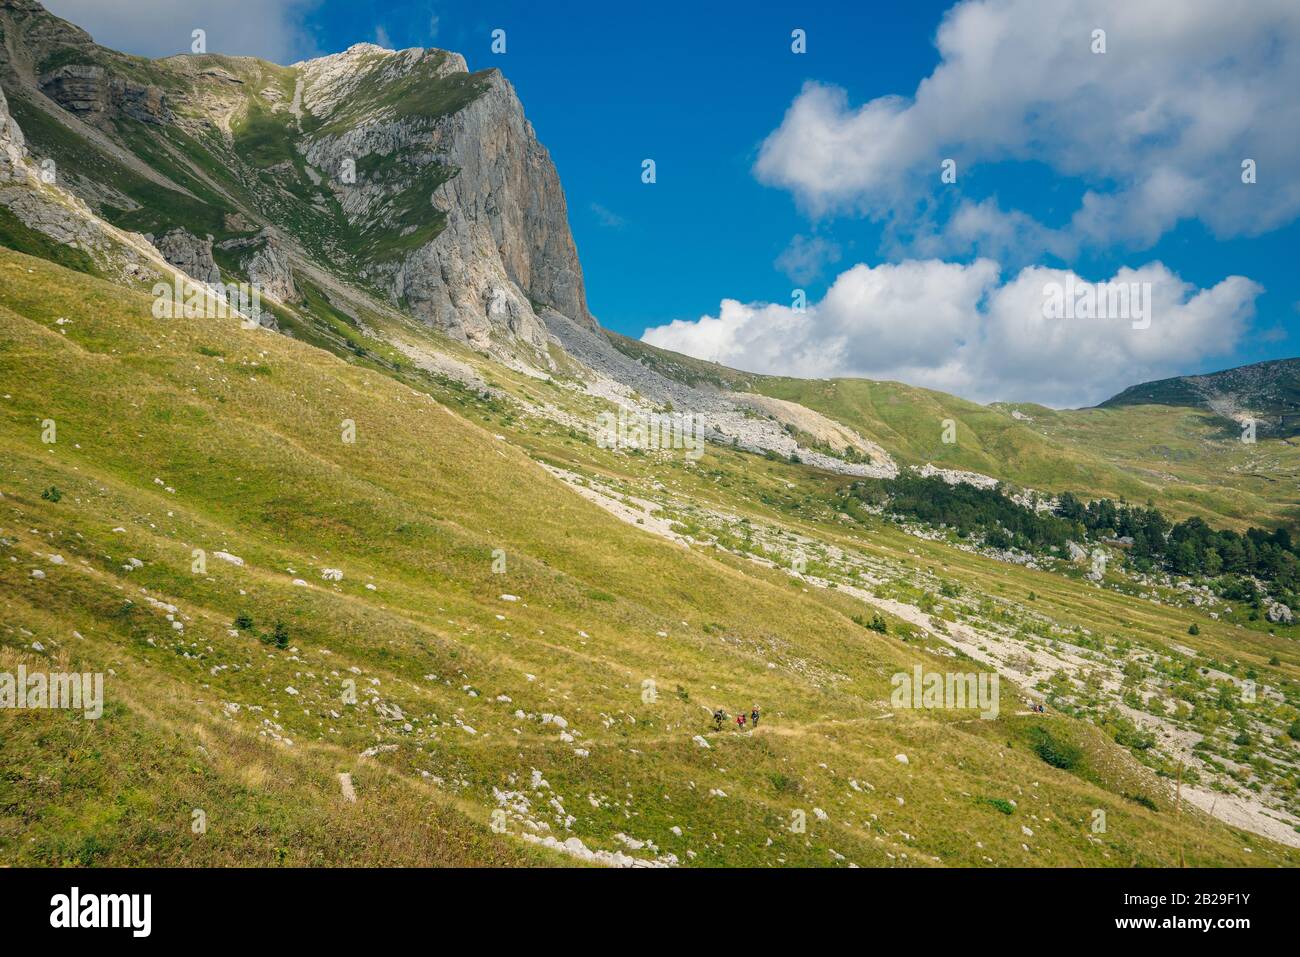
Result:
[1098, 358, 1300, 436]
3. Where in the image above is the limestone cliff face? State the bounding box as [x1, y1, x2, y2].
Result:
[298, 46, 594, 353]
[428, 70, 592, 333]
[39, 64, 172, 125]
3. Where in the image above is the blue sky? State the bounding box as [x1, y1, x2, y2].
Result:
[45, 0, 1300, 405]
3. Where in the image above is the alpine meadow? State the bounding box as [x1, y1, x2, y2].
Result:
[2, 0, 1300, 922]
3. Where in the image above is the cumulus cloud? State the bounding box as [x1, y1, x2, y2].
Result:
[641, 259, 1262, 407]
[755, 0, 1300, 255]
[775, 234, 842, 285]
[44, 0, 320, 63]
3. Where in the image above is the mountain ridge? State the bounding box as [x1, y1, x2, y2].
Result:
[1098, 356, 1300, 437]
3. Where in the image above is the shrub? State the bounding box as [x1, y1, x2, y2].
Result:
[41, 486, 62, 502]
[272, 621, 290, 649]
[1188, 624, 1200, 636]
[852, 612, 890, 633]
[234, 612, 254, 630]
[1030, 727, 1082, 770]
[769, 772, 801, 795]
[1123, 792, 1158, 811]
[981, 797, 1015, 815]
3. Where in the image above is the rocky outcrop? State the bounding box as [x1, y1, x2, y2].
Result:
[152, 226, 220, 283]
[217, 227, 300, 303]
[0, 84, 26, 182]
[39, 65, 172, 124]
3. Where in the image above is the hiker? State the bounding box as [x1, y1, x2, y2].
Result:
[713, 708, 726, 731]
[737, 712, 747, 729]
[751, 704, 760, 728]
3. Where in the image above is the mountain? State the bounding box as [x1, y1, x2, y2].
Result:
[0, 0, 590, 357]
[1099, 357, 1300, 437]
[2, 1, 1298, 867]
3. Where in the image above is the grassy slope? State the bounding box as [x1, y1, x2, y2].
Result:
[3, 248, 1295, 867]
[744, 376, 1300, 531]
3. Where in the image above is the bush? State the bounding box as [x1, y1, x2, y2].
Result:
[272, 621, 290, 649]
[1188, 623, 1200, 636]
[41, 486, 62, 502]
[234, 613, 254, 630]
[852, 612, 889, 633]
[769, 772, 801, 795]
[981, 797, 1015, 815]
[1030, 727, 1082, 770]
[1123, 792, 1158, 811]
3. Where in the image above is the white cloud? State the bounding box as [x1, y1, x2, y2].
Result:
[775, 234, 842, 285]
[755, 0, 1300, 254]
[641, 259, 1262, 407]
[590, 202, 625, 228]
[373, 24, 392, 50]
[44, 0, 320, 63]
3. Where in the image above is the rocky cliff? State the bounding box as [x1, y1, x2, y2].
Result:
[295, 44, 594, 353]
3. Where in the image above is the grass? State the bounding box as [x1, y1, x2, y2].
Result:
[3, 247, 1297, 867]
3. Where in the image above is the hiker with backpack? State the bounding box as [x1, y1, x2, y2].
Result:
[737, 711, 747, 729]
[713, 708, 726, 731]
[751, 704, 760, 728]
